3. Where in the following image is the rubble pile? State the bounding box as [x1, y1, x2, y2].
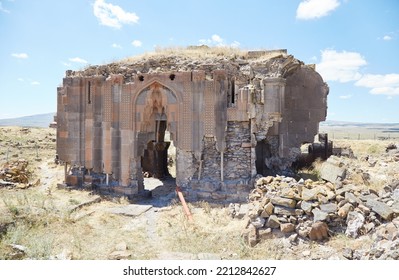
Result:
[233, 154, 399, 255]
[0, 159, 33, 188]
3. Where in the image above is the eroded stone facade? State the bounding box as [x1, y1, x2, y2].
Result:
[57, 48, 328, 201]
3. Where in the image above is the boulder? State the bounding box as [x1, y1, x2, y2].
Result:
[312, 208, 329, 222]
[274, 205, 297, 216]
[300, 200, 313, 214]
[251, 217, 265, 229]
[345, 192, 361, 205]
[266, 215, 280, 229]
[280, 223, 295, 234]
[346, 211, 365, 238]
[301, 186, 326, 201]
[309, 222, 329, 241]
[270, 196, 296, 208]
[320, 161, 346, 183]
[319, 203, 338, 214]
[365, 199, 394, 221]
[263, 202, 274, 216]
[338, 203, 354, 218]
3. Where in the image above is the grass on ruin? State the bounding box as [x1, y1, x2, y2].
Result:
[120, 45, 285, 65]
[156, 201, 292, 260]
[0, 188, 151, 259]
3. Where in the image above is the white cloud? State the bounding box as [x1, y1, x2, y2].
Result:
[61, 61, 72, 67]
[316, 49, 367, 82]
[93, 0, 139, 29]
[17, 78, 24, 82]
[339, 94, 352, 99]
[31, 81, 40, 86]
[211, 34, 223, 43]
[131, 40, 142, 47]
[296, 0, 340, 20]
[355, 74, 399, 96]
[69, 57, 88, 64]
[11, 53, 28, 59]
[0, 2, 10, 13]
[231, 41, 240, 48]
[198, 34, 240, 47]
[383, 35, 392, 41]
[112, 43, 122, 49]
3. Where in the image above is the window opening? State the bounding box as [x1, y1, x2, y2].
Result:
[87, 81, 91, 104]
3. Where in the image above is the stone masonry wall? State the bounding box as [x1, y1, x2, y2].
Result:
[224, 121, 251, 180]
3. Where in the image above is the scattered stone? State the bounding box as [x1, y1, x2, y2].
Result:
[251, 217, 265, 229]
[109, 250, 132, 260]
[258, 228, 272, 239]
[345, 192, 361, 205]
[235, 204, 250, 219]
[197, 253, 221, 260]
[302, 250, 311, 257]
[338, 203, 353, 218]
[309, 222, 329, 241]
[270, 196, 296, 208]
[280, 223, 295, 234]
[114, 242, 127, 251]
[320, 159, 346, 183]
[319, 203, 337, 214]
[301, 187, 322, 201]
[365, 199, 394, 221]
[300, 200, 313, 214]
[346, 211, 365, 238]
[342, 248, 353, 260]
[312, 208, 329, 222]
[266, 215, 280, 229]
[274, 205, 297, 216]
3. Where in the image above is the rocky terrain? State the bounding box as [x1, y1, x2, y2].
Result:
[65, 46, 304, 84]
[1, 126, 399, 260]
[235, 142, 399, 259]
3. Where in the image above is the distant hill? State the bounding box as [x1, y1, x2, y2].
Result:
[320, 120, 399, 128]
[0, 113, 55, 128]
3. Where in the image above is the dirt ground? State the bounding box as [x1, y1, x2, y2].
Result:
[0, 126, 392, 260]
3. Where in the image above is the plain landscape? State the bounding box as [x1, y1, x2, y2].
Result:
[0, 116, 398, 260]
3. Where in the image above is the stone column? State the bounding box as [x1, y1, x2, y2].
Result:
[262, 78, 285, 157]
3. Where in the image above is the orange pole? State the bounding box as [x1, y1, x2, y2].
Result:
[176, 186, 193, 221]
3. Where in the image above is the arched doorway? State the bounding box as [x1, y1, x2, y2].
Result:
[134, 81, 178, 197]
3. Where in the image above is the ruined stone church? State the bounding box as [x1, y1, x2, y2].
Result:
[56, 47, 328, 201]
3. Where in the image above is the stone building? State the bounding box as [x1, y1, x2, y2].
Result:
[56, 47, 328, 201]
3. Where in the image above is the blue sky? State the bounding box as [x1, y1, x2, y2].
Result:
[0, 0, 398, 122]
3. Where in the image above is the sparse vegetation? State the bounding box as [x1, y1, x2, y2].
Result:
[1, 126, 398, 259]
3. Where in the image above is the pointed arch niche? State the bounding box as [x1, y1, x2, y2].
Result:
[134, 81, 179, 183]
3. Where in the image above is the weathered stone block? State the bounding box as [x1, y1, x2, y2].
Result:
[270, 196, 296, 208]
[280, 223, 295, 234]
[320, 161, 346, 183]
[365, 199, 394, 221]
[312, 208, 329, 222]
[319, 203, 337, 214]
[274, 205, 297, 216]
[266, 215, 280, 229]
[309, 221, 329, 241]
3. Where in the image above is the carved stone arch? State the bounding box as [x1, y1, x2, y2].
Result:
[133, 80, 180, 180]
[133, 78, 183, 105]
[133, 80, 180, 156]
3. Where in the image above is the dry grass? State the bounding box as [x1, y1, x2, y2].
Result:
[120, 45, 286, 66]
[1, 127, 395, 260]
[0, 188, 151, 259]
[156, 201, 297, 259]
[333, 139, 390, 157]
[122, 46, 247, 64]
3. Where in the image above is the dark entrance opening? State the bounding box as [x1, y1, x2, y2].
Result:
[255, 139, 272, 176]
[141, 117, 170, 179]
[140, 115, 176, 203]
